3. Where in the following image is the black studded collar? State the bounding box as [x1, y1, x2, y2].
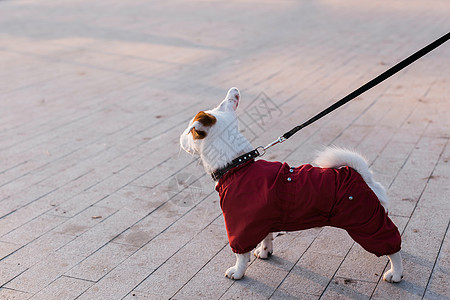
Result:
[211, 149, 262, 181]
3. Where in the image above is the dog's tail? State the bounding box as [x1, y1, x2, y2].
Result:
[314, 146, 389, 211]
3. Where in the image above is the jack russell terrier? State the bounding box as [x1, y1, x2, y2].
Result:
[180, 87, 403, 283]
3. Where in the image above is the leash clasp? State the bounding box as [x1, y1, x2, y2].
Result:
[260, 136, 286, 155]
[255, 146, 266, 157]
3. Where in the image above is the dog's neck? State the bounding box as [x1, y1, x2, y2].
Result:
[199, 129, 253, 175]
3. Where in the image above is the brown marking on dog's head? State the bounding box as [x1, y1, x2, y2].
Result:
[190, 111, 216, 140]
[193, 111, 216, 127]
[190, 127, 207, 140]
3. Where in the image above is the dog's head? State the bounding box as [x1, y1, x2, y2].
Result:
[180, 87, 252, 173]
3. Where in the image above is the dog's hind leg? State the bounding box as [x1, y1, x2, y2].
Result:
[225, 252, 251, 280]
[383, 251, 403, 283]
[254, 233, 273, 259]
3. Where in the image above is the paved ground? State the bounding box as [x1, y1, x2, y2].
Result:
[0, 0, 449, 299]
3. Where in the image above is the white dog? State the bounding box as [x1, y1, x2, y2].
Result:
[180, 87, 403, 283]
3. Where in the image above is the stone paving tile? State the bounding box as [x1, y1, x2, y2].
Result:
[0, 242, 19, 261]
[306, 227, 355, 257]
[423, 227, 450, 300]
[320, 278, 377, 300]
[124, 193, 221, 271]
[0, 231, 75, 270]
[0, 288, 32, 300]
[387, 136, 447, 216]
[51, 205, 117, 237]
[0, 0, 449, 299]
[111, 207, 181, 249]
[4, 251, 84, 295]
[29, 276, 93, 300]
[416, 140, 450, 210]
[131, 221, 228, 298]
[0, 214, 67, 246]
[175, 229, 319, 299]
[76, 264, 152, 300]
[169, 246, 236, 300]
[0, 184, 56, 220]
[0, 262, 27, 288]
[94, 185, 166, 215]
[46, 191, 109, 218]
[272, 251, 344, 298]
[335, 245, 392, 284]
[57, 208, 146, 258]
[64, 242, 138, 282]
[372, 205, 449, 299]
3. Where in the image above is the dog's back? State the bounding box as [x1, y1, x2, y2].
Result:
[314, 147, 389, 211]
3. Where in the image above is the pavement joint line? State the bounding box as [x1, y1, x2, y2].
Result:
[387, 120, 432, 190]
[362, 78, 433, 173]
[59, 274, 97, 284]
[0, 267, 29, 290]
[422, 218, 450, 299]
[0, 71, 192, 156]
[169, 243, 230, 300]
[317, 239, 355, 299]
[267, 227, 326, 299]
[414, 138, 450, 298]
[368, 259, 390, 299]
[1, 2, 449, 298]
[277, 60, 411, 164]
[382, 137, 450, 299]
[0, 129, 194, 223]
[119, 206, 223, 300]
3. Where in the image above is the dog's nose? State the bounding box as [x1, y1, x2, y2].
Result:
[228, 87, 239, 96]
[229, 88, 240, 102]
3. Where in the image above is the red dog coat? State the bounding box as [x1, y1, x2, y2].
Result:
[216, 160, 401, 256]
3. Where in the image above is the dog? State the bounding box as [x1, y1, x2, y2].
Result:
[180, 87, 403, 283]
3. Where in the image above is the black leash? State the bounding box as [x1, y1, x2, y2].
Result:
[281, 31, 450, 142]
[211, 31, 450, 181]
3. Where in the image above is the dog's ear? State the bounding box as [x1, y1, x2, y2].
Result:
[188, 111, 216, 140]
[193, 111, 216, 127]
[189, 127, 207, 140]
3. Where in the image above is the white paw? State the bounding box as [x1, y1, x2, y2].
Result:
[383, 269, 403, 283]
[254, 244, 273, 259]
[225, 266, 245, 280]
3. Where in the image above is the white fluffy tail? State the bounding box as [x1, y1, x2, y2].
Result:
[314, 146, 389, 211]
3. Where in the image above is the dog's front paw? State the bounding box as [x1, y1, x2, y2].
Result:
[254, 244, 273, 259]
[383, 269, 403, 283]
[225, 266, 245, 280]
